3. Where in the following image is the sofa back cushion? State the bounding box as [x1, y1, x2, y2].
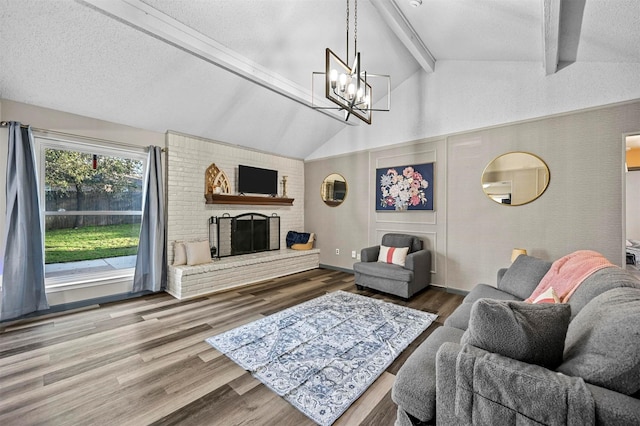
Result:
[381, 233, 422, 254]
[558, 287, 640, 395]
[497, 255, 552, 300]
[566, 266, 640, 318]
[461, 299, 571, 369]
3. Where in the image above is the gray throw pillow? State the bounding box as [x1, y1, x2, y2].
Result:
[461, 299, 571, 369]
[558, 287, 640, 395]
[498, 255, 552, 299]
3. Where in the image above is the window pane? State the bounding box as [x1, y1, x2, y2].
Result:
[41, 142, 145, 284]
[44, 148, 144, 212]
[44, 215, 141, 265]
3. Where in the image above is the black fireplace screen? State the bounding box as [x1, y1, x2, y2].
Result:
[209, 213, 280, 258]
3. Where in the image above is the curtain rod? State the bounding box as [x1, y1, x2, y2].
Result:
[0, 121, 30, 129]
[1, 121, 167, 152]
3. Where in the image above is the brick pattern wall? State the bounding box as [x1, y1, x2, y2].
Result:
[166, 131, 305, 264]
[167, 249, 320, 299]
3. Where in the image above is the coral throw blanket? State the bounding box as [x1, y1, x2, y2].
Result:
[525, 250, 614, 303]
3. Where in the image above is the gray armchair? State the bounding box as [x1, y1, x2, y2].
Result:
[353, 233, 431, 299]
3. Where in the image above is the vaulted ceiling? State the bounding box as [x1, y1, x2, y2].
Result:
[1, 0, 639, 159]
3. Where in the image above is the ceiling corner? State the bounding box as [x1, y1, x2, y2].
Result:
[370, 0, 436, 73]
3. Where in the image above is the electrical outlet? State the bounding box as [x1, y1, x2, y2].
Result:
[335, 248, 340, 255]
[356, 253, 361, 260]
[351, 250, 356, 259]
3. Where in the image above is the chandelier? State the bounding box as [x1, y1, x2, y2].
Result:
[312, 0, 390, 125]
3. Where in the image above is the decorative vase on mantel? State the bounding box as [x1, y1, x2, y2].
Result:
[282, 176, 288, 198]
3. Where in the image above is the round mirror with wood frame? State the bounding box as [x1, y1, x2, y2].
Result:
[482, 152, 550, 206]
[321, 173, 347, 207]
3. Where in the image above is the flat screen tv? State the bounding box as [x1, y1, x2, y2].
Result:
[333, 180, 346, 201]
[238, 165, 278, 195]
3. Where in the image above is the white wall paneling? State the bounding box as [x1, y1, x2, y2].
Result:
[375, 229, 438, 276]
[305, 100, 640, 294]
[368, 139, 447, 287]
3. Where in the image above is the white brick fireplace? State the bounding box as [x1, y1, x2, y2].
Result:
[165, 131, 317, 298]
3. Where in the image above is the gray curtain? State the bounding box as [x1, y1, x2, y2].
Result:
[132, 146, 166, 292]
[1, 122, 49, 321]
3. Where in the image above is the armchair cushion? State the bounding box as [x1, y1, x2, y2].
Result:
[354, 261, 413, 282]
[381, 233, 422, 253]
[461, 299, 571, 369]
[377, 245, 409, 266]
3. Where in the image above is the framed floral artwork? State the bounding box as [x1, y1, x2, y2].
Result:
[376, 163, 434, 211]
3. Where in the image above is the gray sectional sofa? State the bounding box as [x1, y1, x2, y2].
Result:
[392, 254, 640, 425]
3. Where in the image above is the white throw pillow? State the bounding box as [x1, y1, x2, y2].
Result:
[377, 245, 410, 267]
[185, 240, 212, 266]
[532, 286, 560, 304]
[173, 241, 187, 266]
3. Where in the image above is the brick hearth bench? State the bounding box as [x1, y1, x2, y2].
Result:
[167, 248, 320, 299]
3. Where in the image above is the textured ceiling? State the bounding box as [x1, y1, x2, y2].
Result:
[1, 0, 639, 159]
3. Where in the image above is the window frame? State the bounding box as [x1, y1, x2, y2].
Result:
[36, 135, 148, 290]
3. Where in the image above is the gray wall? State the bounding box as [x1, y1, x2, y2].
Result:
[305, 151, 370, 271]
[305, 100, 640, 292]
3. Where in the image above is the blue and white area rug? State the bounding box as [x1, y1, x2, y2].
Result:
[206, 290, 437, 425]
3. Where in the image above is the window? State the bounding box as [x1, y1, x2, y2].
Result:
[38, 137, 146, 287]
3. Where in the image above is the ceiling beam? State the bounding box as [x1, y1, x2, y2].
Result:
[370, 0, 436, 73]
[542, 0, 562, 75]
[77, 0, 356, 125]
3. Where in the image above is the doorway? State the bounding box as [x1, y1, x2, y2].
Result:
[624, 134, 640, 278]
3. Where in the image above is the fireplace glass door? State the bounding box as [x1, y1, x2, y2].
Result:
[209, 213, 280, 258]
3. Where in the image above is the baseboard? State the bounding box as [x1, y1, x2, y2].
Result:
[319, 264, 354, 274]
[443, 287, 469, 296]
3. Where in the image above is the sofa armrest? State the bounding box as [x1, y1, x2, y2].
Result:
[360, 245, 380, 263]
[435, 342, 466, 425]
[586, 383, 640, 425]
[437, 343, 596, 425]
[437, 342, 640, 425]
[405, 249, 431, 286]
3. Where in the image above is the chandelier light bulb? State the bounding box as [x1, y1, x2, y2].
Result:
[363, 94, 370, 109]
[347, 83, 355, 100]
[339, 73, 347, 91]
[329, 69, 338, 89]
[356, 86, 364, 102]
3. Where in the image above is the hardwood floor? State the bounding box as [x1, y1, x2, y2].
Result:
[0, 269, 463, 426]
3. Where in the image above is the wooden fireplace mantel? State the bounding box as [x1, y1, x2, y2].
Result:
[205, 194, 294, 206]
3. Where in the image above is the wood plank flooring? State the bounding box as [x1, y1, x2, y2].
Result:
[0, 269, 463, 426]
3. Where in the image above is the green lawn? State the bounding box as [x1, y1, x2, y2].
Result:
[45, 223, 141, 264]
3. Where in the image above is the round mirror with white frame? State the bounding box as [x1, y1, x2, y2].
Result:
[482, 152, 550, 206]
[321, 173, 347, 207]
